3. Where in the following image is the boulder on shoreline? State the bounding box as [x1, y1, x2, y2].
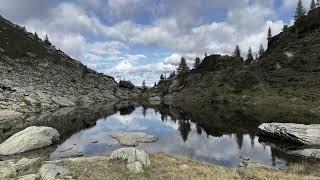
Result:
[109, 148, 150, 174]
[257, 123, 320, 146]
[0, 126, 60, 155]
[111, 132, 157, 146]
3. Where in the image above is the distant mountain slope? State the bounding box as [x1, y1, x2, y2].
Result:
[153, 8, 320, 110]
[0, 15, 137, 113]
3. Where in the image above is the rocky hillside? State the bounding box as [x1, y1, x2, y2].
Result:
[0, 15, 138, 113]
[153, 8, 320, 110]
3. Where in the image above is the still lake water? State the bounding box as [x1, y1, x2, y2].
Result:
[49, 105, 295, 168]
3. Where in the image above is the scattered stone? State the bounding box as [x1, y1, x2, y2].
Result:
[0, 110, 23, 121]
[91, 141, 99, 144]
[180, 164, 189, 170]
[239, 160, 275, 169]
[111, 132, 157, 146]
[257, 123, 320, 146]
[17, 174, 39, 180]
[0, 126, 60, 155]
[39, 164, 67, 180]
[109, 148, 150, 174]
[51, 96, 76, 107]
[0, 158, 42, 178]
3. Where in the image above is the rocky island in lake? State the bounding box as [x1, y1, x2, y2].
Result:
[1, 1, 320, 179]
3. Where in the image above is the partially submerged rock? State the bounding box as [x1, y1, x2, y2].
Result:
[287, 148, 320, 159]
[0, 126, 60, 155]
[109, 148, 150, 174]
[257, 123, 320, 146]
[111, 132, 157, 146]
[239, 160, 275, 169]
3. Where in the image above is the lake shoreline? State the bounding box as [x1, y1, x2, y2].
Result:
[2, 152, 320, 179]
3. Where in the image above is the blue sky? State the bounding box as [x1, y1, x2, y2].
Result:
[0, 0, 312, 85]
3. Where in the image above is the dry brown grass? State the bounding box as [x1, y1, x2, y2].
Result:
[57, 154, 320, 180]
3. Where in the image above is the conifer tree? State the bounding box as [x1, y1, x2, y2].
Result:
[177, 57, 189, 76]
[142, 80, 147, 91]
[160, 74, 165, 81]
[233, 45, 241, 58]
[44, 34, 51, 46]
[295, 0, 306, 21]
[267, 27, 272, 41]
[259, 44, 265, 57]
[205, 52, 208, 57]
[246, 47, 254, 63]
[34, 32, 39, 39]
[194, 57, 201, 69]
[282, 25, 289, 32]
[311, 0, 316, 9]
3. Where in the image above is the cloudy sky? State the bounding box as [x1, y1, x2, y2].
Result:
[0, 0, 311, 85]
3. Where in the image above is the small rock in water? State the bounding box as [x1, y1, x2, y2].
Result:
[70, 152, 84, 158]
[111, 132, 157, 146]
[240, 156, 250, 161]
[60, 148, 73, 152]
[91, 141, 99, 144]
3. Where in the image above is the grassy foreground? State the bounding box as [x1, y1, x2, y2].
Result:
[56, 154, 320, 180]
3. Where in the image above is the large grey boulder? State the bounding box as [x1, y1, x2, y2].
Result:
[111, 132, 157, 146]
[257, 123, 320, 146]
[51, 96, 76, 107]
[0, 126, 60, 155]
[109, 148, 150, 174]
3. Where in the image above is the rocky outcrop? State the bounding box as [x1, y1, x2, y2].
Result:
[119, 80, 135, 89]
[0, 126, 60, 155]
[109, 148, 150, 174]
[111, 132, 157, 146]
[257, 123, 320, 146]
[0, 15, 138, 113]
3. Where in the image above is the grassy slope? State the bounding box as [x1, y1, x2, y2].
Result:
[53, 154, 320, 180]
[153, 8, 320, 112]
